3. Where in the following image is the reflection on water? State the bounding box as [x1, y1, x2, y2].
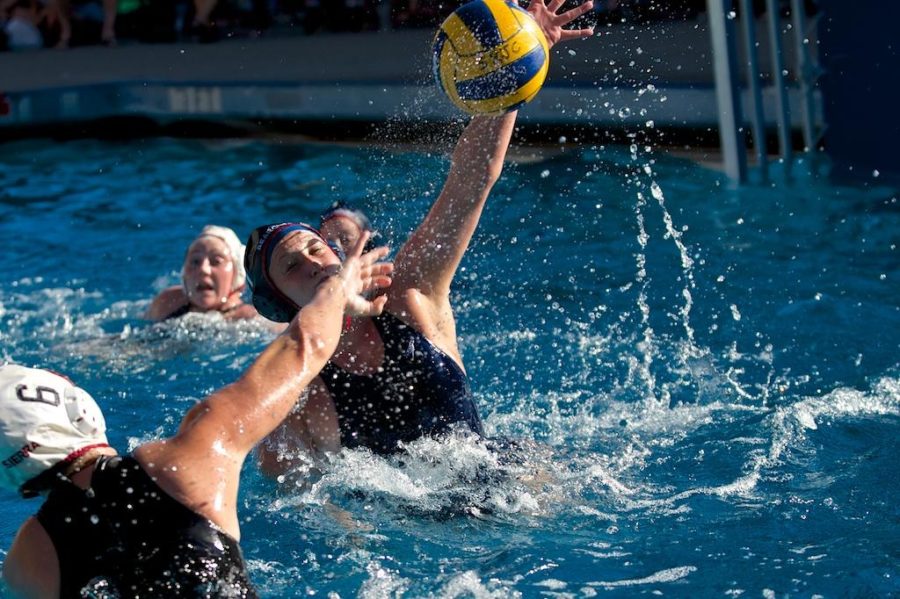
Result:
[0, 138, 898, 598]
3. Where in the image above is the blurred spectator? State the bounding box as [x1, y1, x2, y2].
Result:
[587, 0, 704, 25]
[2, 0, 43, 50]
[391, 0, 454, 28]
[189, 0, 219, 40]
[113, 0, 175, 43]
[328, 0, 378, 31]
[45, 0, 117, 46]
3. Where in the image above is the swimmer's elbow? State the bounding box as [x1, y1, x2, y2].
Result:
[485, 157, 506, 187]
[177, 400, 209, 434]
[290, 323, 341, 372]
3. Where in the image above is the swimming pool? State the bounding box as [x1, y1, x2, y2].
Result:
[0, 136, 897, 597]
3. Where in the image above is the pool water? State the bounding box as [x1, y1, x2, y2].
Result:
[0, 136, 898, 597]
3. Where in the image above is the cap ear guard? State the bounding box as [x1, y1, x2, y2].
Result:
[250, 289, 299, 323]
[64, 386, 106, 438]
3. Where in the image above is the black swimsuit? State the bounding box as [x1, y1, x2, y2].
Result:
[162, 302, 242, 321]
[320, 312, 484, 454]
[36, 456, 257, 598]
[162, 302, 191, 321]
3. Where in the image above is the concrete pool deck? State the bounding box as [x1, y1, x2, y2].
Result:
[0, 17, 817, 146]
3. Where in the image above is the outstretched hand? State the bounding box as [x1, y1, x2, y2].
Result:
[526, 0, 595, 47]
[338, 231, 393, 316]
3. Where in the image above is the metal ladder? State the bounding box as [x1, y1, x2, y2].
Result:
[706, 0, 824, 182]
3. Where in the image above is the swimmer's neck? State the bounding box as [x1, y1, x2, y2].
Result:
[66, 447, 119, 490]
[189, 291, 244, 315]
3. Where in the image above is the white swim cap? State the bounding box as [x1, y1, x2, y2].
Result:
[183, 225, 247, 292]
[0, 364, 109, 497]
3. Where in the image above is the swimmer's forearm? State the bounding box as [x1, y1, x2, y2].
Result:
[397, 112, 517, 291]
[177, 280, 347, 455]
[451, 113, 518, 189]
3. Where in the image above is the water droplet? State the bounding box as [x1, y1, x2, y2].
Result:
[873, 169, 880, 177]
[90, 514, 99, 525]
[540, 169, 550, 179]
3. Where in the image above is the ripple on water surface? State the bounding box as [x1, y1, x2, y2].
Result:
[0, 138, 898, 597]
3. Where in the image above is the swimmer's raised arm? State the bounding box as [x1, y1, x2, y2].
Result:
[394, 114, 517, 296]
[393, 0, 594, 297]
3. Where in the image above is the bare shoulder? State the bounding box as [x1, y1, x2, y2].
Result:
[4, 517, 59, 598]
[146, 285, 188, 321]
[384, 290, 464, 370]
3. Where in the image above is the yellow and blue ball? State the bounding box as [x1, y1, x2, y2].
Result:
[432, 0, 550, 115]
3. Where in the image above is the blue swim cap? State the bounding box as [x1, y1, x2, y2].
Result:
[245, 222, 344, 323]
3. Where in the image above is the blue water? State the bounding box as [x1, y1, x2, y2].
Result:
[0, 137, 898, 597]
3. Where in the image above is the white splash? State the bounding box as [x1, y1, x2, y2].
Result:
[588, 565, 697, 588]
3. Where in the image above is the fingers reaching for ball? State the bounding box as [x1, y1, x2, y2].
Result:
[528, 0, 595, 47]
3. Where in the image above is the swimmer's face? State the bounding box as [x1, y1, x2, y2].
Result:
[182, 236, 235, 311]
[320, 216, 364, 254]
[269, 230, 342, 307]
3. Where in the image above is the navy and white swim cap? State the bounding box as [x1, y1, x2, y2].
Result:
[319, 201, 379, 252]
[244, 222, 344, 323]
[319, 201, 373, 232]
